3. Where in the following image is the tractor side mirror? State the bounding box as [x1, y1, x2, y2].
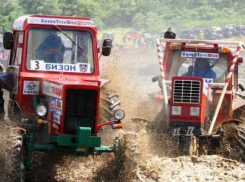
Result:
[3, 32, 13, 50]
[102, 39, 112, 56]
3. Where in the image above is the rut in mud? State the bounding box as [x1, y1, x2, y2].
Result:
[1, 47, 245, 182]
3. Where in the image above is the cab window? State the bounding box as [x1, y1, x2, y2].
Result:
[168, 51, 228, 83]
[26, 28, 94, 74]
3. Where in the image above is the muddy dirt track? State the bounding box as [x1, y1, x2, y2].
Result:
[1, 45, 245, 182]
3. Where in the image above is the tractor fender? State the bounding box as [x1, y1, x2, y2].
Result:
[0, 72, 15, 91]
[100, 79, 111, 88]
[216, 119, 242, 135]
[220, 119, 242, 126]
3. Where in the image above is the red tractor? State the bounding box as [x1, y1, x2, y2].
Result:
[154, 28, 245, 156]
[2, 15, 125, 181]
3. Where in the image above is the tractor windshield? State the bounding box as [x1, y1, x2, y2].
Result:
[168, 51, 228, 83]
[26, 28, 94, 74]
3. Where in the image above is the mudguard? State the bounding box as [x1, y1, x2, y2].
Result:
[100, 79, 110, 88]
[0, 72, 16, 91]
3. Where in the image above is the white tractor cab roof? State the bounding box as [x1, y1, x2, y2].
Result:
[12, 15, 97, 32]
[160, 38, 243, 47]
[157, 38, 245, 85]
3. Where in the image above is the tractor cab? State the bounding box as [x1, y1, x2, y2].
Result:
[155, 28, 245, 154]
[167, 49, 228, 83]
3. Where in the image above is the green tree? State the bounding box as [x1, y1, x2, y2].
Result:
[0, 0, 24, 32]
[37, 0, 62, 15]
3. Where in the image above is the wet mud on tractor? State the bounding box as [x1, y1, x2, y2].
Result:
[0, 15, 125, 181]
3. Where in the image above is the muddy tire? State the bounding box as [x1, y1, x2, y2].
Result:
[118, 132, 141, 180]
[8, 99, 22, 122]
[113, 137, 123, 172]
[0, 89, 4, 119]
[219, 122, 245, 161]
[5, 129, 25, 182]
[183, 136, 198, 156]
[100, 88, 121, 123]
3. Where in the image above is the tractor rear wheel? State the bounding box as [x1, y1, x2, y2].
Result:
[100, 88, 121, 123]
[219, 122, 245, 161]
[5, 129, 25, 182]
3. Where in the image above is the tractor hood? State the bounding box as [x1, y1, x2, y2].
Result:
[42, 76, 100, 88]
[41, 77, 99, 99]
[19, 72, 101, 98]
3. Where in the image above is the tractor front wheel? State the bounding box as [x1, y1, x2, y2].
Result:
[113, 137, 122, 172]
[182, 136, 198, 156]
[5, 129, 25, 182]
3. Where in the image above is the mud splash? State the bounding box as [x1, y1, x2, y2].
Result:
[3, 46, 245, 181]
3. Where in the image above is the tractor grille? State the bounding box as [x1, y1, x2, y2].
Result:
[64, 89, 97, 134]
[173, 80, 201, 103]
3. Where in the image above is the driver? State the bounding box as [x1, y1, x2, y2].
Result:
[185, 58, 217, 79]
[36, 33, 65, 63]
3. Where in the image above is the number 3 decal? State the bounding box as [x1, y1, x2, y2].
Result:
[35, 61, 39, 69]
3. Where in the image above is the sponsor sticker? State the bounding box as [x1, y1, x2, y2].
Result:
[50, 97, 56, 113]
[56, 99, 63, 115]
[49, 97, 62, 115]
[181, 51, 219, 59]
[204, 78, 213, 84]
[53, 113, 61, 124]
[43, 81, 63, 99]
[79, 63, 88, 73]
[53, 123, 59, 129]
[203, 78, 213, 100]
[31, 60, 90, 73]
[27, 17, 96, 27]
[23, 81, 40, 95]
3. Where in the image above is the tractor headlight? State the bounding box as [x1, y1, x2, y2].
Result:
[172, 106, 181, 116]
[36, 104, 47, 117]
[190, 107, 200, 117]
[114, 109, 125, 120]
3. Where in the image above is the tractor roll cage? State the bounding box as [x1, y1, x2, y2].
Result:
[159, 39, 245, 52]
[156, 38, 245, 135]
[159, 38, 245, 47]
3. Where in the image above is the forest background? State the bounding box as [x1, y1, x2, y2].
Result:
[0, 0, 244, 33]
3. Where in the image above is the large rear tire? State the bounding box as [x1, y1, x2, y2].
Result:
[219, 122, 245, 161]
[5, 129, 25, 182]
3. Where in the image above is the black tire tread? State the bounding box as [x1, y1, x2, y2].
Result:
[5, 130, 25, 182]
